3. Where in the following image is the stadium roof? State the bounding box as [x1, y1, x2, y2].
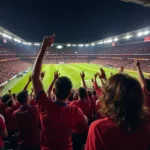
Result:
[0, 25, 150, 48]
[121, 0, 150, 7]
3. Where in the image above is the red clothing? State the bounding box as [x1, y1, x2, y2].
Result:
[12, 105, 40, 147]
[0, 117, 6, 148]
[96, 100, 103, 119]
[5, 105, 19, 132]
[93, 82, 102, 97]
[85, 117, 150, 150]
[29, 99, 36, 106]
[70, 99, 92, 122]
[92, 95, 98, 103]
[37, 91, 87, 150]
[0, 102, 7, 118]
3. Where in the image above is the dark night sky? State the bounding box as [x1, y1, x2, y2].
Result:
[0, 0, 150, 43]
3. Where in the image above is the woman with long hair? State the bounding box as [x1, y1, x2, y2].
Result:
[85, 73, 150, 150]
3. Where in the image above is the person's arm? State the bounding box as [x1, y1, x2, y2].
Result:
[30, 88, 34, 98]
[32, 35, 55, 97]
[47, 71, 60, 99]
[23, 76, 32, 91]
[134, 60, 146, 89]
[93, 73, 102, 97]
[80, 71, 87, 89]
[99, 68, 107, 81]
[97, 73, 105, 87]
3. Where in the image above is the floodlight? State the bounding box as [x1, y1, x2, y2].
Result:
[73, 44, 76, 47]
[57, 45, 63, 49]
[78, 44, 84, 47]
[2, 33, 12, 39]
[14, 38, 21, 43]
[137, 32, 143, 36]
[34, 43, 40, 46]
[85, 44, 89, 47]
[114, 38, 118, 41]
[91, 43, 95, 46]
[67, 44, 71, 47]
[144, 31, 149, 35]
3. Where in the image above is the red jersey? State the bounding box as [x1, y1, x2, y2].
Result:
[37, 91, 88, 150]
[85, 117, 150, 150]
[70, 99, 92, 122]
[0, 117, 6, 148]
[12, 105, 40, 147]
[5, 105, 19, 132]
[0, 102, 7, 118]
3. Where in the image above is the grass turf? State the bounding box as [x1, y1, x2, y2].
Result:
[1, 63, 149, 96]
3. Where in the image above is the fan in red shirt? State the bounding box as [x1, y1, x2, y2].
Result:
[0, 117, 7, 150]
[134, 60, 150, 120]
[32, 35, 88, 150]
[5, 95, 19, 138]
[12, 91, 40, 150]
[85, 73, 150, 150]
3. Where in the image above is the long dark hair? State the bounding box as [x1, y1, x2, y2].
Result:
[100, 73, 148, 132]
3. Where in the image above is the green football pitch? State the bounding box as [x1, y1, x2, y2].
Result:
[1, 63, 149, 96]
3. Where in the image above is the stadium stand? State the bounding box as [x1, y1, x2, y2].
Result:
[1, 26, 150, 150]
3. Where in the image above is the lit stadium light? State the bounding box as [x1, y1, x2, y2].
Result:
[34, 43, 40, 46]
[78, 44, 84, 47]
[114, 38, 118, 41]
[107, 39, 113, 43]
[124, 35, 132, 39]
[67, 44, 71, 47]
[137, 32, 143, 36]
[85, 44, 89, 47]
[73, 44, 76, 47]
[56, 45, 63, 49]
[14, 38, 21, 43]
[91, 43, 95, 46]
[1, 33, 12, 39]
[144, 31, 149, 35]
[104, 41, 107, 43]
[23, 42, 32, 45]
[98, 41, 103, 44]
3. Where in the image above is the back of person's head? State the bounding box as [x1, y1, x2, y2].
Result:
[6, 99, 13, 107]
[2, 94, 11, 104]
[17, 91, 28, 105]
[101, 73, 147, 132]
[88, 91, 92, 99]
[12, 93, 16, 100]
[92, 90, 96, 96]
[145, 78, 150, 92]
[55, 77, 72, 100]
[78, 87, 86, 99]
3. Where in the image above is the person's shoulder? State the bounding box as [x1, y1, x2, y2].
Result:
[90, 118, 114, 129]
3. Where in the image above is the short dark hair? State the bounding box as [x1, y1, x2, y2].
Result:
[92, 90, 96, 96]
[2, 94, 12, 104]
[55, 77, 72, 100]
[12, 93, 16, 100]
[100, 73, 148, 132]
[17, 91, 28, 104]
[78, 87, 86, 99]
[68, 92, 74, 102]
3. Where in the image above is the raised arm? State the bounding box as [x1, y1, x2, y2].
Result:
[97, 72, 105, 87]
[47, 71, 60, 99]
[23, 76, 32, 91]
[80, 71, 87, 89]
[134, 60, 146, 89]
[41, 71, 46, 81]
[32, 35, 55, 97]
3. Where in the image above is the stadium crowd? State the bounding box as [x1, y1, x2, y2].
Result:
[0, 35, 150, 150]
[0, 60, 32, 84]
